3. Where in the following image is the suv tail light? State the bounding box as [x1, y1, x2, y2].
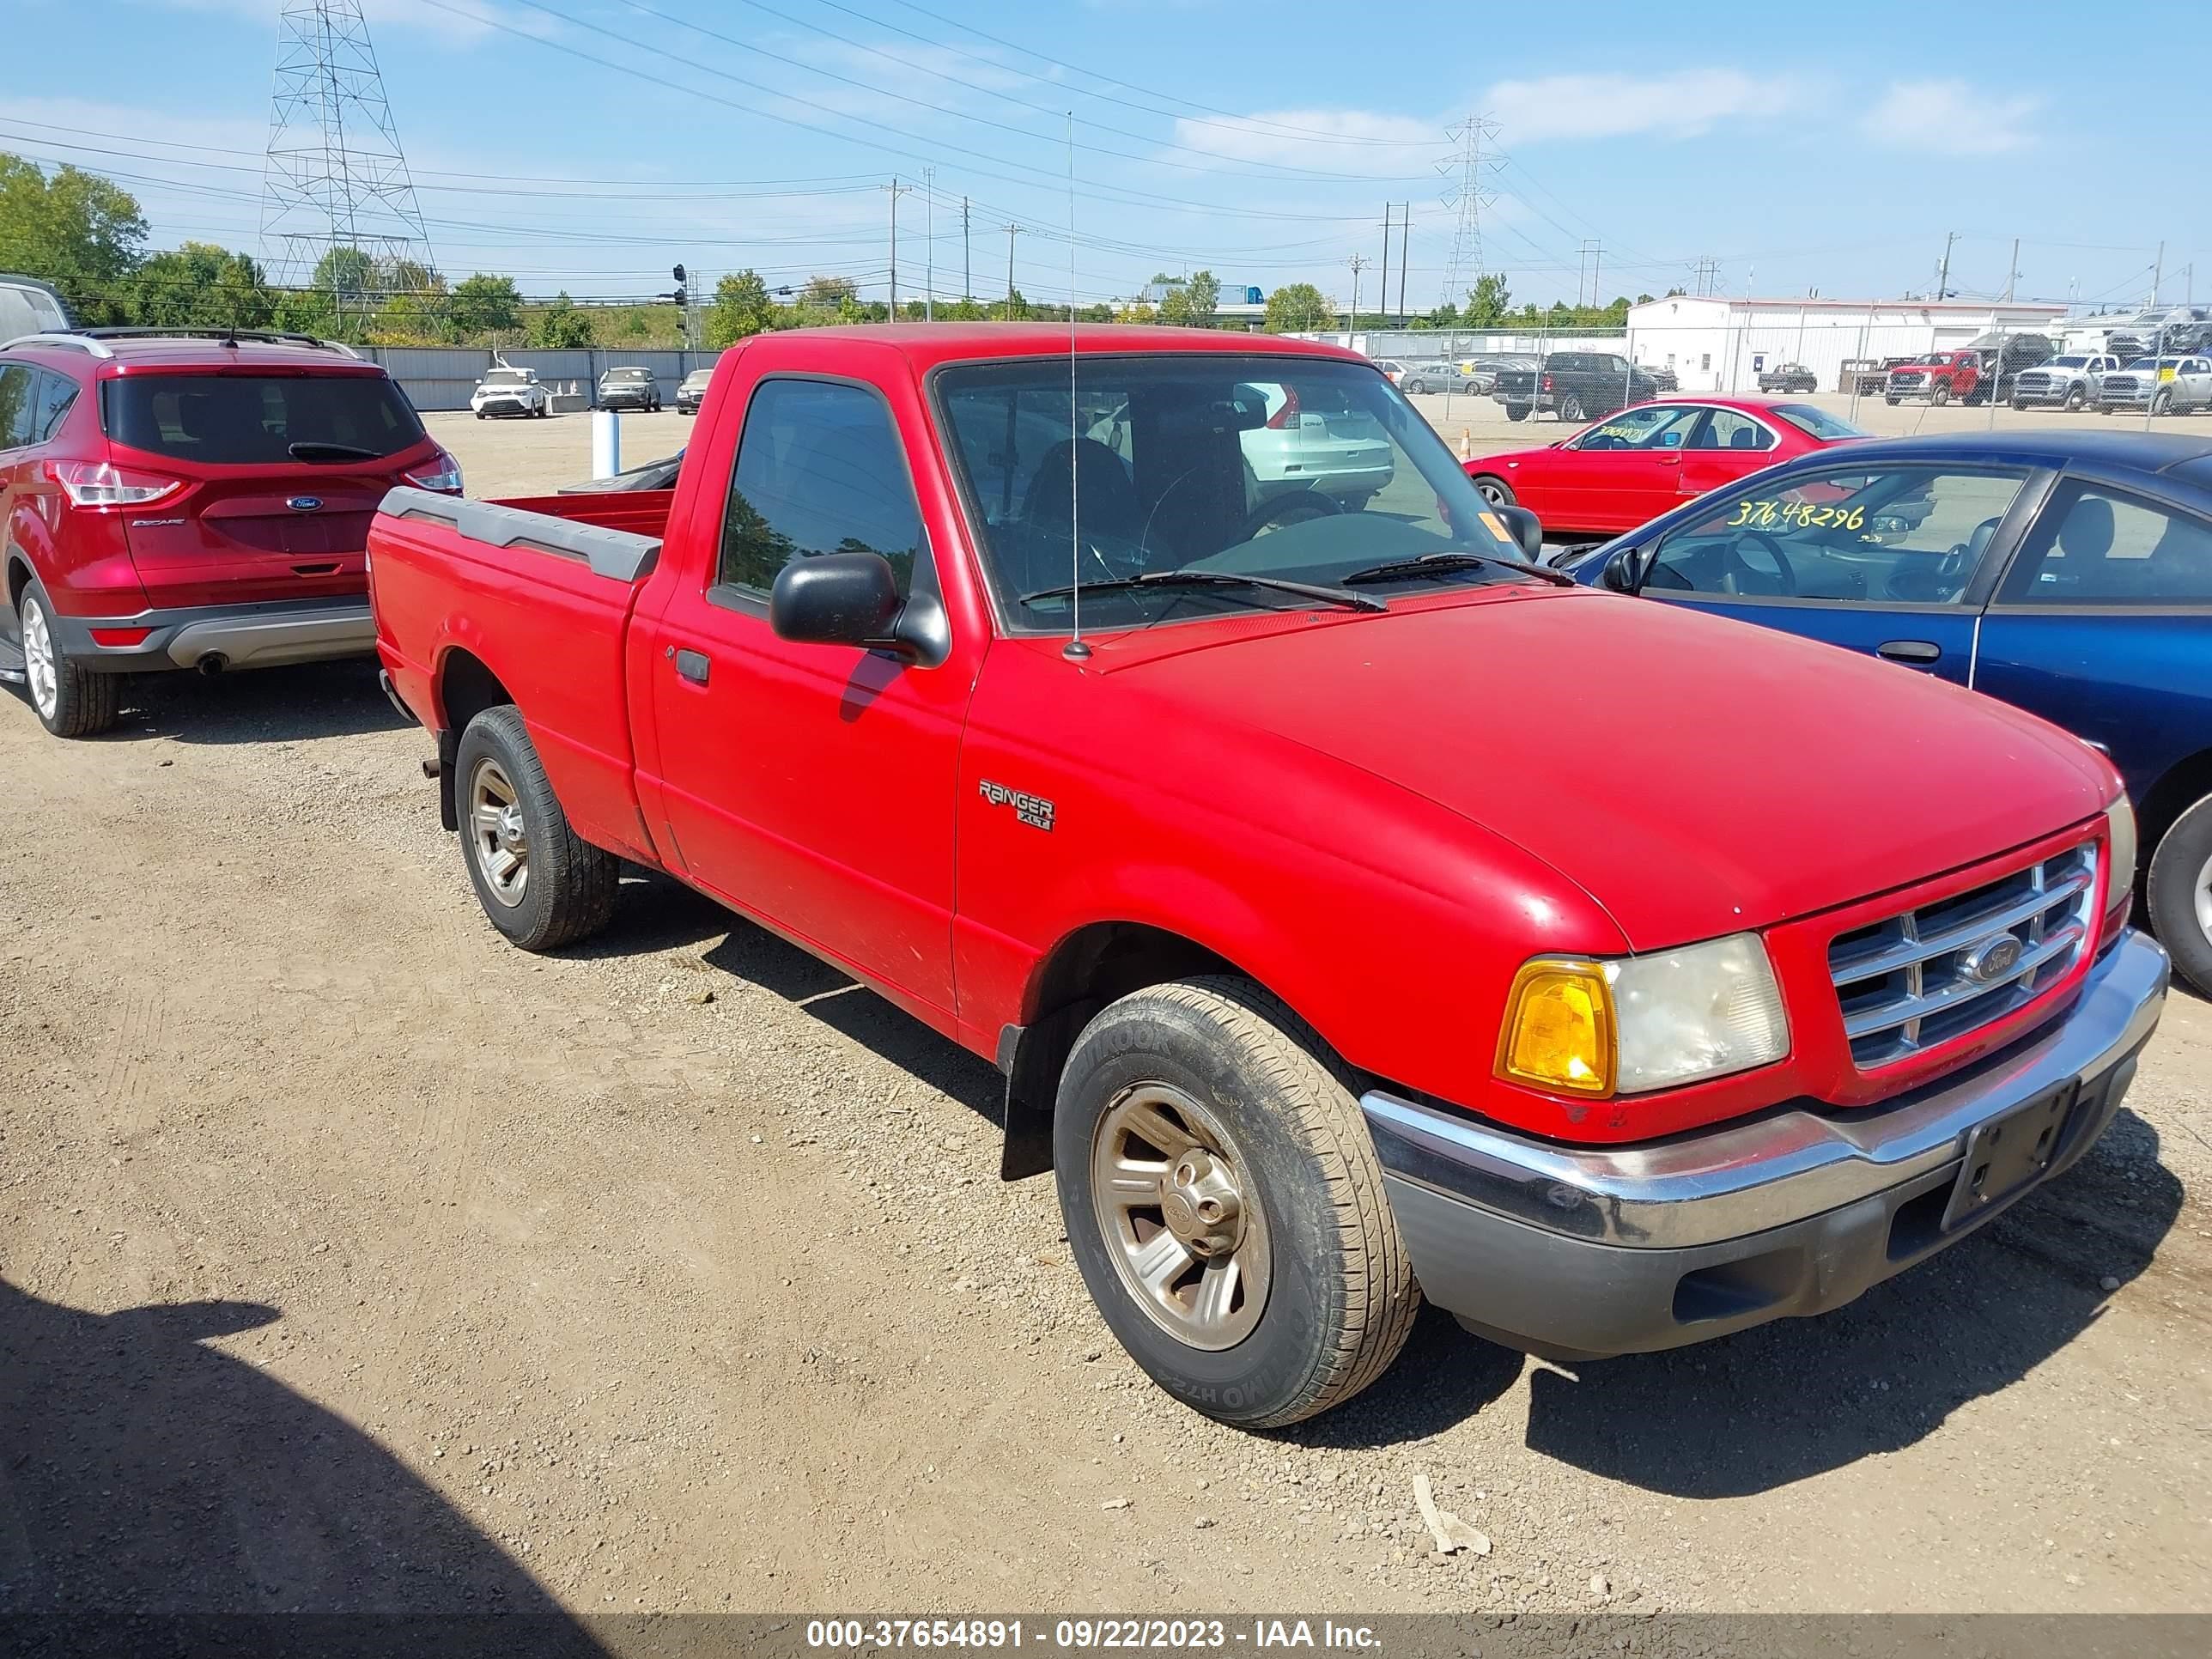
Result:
[1265, 386, 1301, 430]
[46, 459, 182, 508]
[404, 448, 465, 495]
[1540, 374, 1554, 392]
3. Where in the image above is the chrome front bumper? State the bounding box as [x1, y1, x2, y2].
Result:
[1362, 928, 2169, 1358]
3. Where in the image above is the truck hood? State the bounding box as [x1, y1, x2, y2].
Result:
[1099, 589, 2112, 950]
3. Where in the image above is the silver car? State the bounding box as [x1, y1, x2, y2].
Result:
[597, 365, 661, 412]
[1397, 361, 1473, 395]
[1232, 378, 1393, 507]
[675, 366, 714, 415]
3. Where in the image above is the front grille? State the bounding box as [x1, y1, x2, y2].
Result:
[2015, 374, 2051, 393]
[1827, 842, 2098, 1068]
[2103, 377, 2140, 395]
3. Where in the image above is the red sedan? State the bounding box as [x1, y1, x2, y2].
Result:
[1462, 396, 1867, 538]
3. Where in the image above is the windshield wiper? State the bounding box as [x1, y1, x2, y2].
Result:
[288, 441, 381, 461]
[1340, 550, 1573, 587]
[1019, 568, 1387, 614]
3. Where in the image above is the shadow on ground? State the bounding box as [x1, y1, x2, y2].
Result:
[83, 659, 409, 745]
[1517, 1109, 2183, 1495]
[0, 1279, 601, 1649]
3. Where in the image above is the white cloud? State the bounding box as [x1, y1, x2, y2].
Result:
[144, 0, 541, 47]
[1858, 79, 2039, 155]
[1166, 109, 1443, 178]
[1484, 70, 1797, 143]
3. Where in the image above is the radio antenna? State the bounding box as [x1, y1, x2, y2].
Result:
[1063, 108, 1091, 663]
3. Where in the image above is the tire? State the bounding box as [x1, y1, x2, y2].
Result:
[1054, 976, 1420, 1429]
[2065, 384, 2088, 411]
[1469, 474, 1516, 508]
[476, 410, 486, 420]
[453, 705, 618, 951]
[15, 580, 119, 739]
[1559, 394, 1585, 422]
[2151, 391, 2172, 418]
[2010, 398, 2027, 412]
[1504, 404, 1530, 422]
[2147, 793, 2212, 997]
[1884, 395, 1899, 406]
[1930, 383, 1950, 407]
[1405, 380, 1425, 395]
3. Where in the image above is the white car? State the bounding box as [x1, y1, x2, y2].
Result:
[1231, 379, 1394, 507]
[471, 366, 550, 419]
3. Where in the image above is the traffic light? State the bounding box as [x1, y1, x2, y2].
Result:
[672, 287, 686, 308]
[672, 264, 686, 283]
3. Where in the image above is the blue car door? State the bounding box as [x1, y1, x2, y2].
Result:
[1634, 459, 2046, 686]
[1971, 470, 2212, 806]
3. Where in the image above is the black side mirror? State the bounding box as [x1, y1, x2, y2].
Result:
[1494, 502, 1544, 561]
[770, 552, 904, 648]
[1601, 547, 1645, 592]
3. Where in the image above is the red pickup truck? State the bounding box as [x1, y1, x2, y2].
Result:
[369, 324, 2168, 1427]
[1884, 350, 1982, 406]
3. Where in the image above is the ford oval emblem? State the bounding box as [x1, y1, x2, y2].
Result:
[288, 495, 323, 512]
[1959, 934, 2025, 984]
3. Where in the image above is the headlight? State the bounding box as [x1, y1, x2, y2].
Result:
[2105, 795, 2137, 903]
[1498, 933, 1790, 1098]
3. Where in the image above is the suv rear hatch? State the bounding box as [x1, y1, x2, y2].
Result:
[100, 368, 444, 609]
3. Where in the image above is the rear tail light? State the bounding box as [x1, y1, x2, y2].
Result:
[1540, 374, 1554, 392]
[46, 460, 182, 508]
[1265, 386, 1302, 430]
[405, 448, 465, 495]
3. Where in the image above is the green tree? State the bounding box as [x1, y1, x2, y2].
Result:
[532, 292, 594, 348]
[1184, 270, 1219, 328]
[1465, 273, 1511, 326]
[1263, 283, 1333, 333]
[0, 155, 147, 323]
[1114, 301, 1158, 324]
[802, 273, 858, 306]
[706, 268, 775, 346]
[130, 242, 273, 331]
[1157, 285, 1194, 325]
[449, 272, 523, 337]
[312, 245, 375, 303]
[1001, 284, 1028, 321]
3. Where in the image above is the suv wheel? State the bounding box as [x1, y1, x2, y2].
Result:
[16, 580, 119, 739]
[454, 705, 618, 951]
[1055, 976, 1419, 1427]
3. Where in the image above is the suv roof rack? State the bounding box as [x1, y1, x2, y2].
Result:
[0, 327, 362, 360]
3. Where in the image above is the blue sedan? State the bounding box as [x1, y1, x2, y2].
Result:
[1561, 430, 2212, 992]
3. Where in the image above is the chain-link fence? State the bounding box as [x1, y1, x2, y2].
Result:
[363, 345, 721, 411]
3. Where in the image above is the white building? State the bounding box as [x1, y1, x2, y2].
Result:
[1626, 296, 2069, 394]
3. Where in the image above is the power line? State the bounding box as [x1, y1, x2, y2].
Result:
[1437, 115, 1498, 306]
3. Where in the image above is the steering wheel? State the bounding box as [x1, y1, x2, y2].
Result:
[1723, 529, 1797, 596]
[1236, 489, 1344, 543]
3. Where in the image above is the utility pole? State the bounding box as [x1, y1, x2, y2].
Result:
[1438, 117, 1498, 307]
[1590, 242, 1602, 308]
[1577, 240, 1600, 307]
[1379, 204, 1391, 328]
[962, 197, 971, 302]
[1936, 230, 1957, 301]
[921, 167, 934, 321]
[884, 175, 914, 318]
[1693, 256, 1718, 297]
[1347, 252, 1368, 334]
[2002, 236, 2020, 302]
[1397, 204, 1409, 319]
[2151, 240, 2165, 306]
[1004, 222, 1019, 320]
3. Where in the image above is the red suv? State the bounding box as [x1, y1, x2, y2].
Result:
[0, 327, 460, 737]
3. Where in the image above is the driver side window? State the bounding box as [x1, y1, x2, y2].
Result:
[1645, 467, 2027, 605]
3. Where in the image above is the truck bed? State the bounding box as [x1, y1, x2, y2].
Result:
[368, 486, 668, 865]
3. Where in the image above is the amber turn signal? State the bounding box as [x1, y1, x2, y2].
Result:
[1495, 958, 1616, 1097]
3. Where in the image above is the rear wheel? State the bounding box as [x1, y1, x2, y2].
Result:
[1559, 394, 1585, 422]
[453, 705, 618, 951]
[1504, 404, 1530, 422]
[1470, 474, 1516, 508]
[1054, 977, 1419, 1427]
[2148, 793, 2212, 997]
[16, 580, 119, 739]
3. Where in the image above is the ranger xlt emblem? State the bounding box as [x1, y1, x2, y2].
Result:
[978, 780, 1054, 832]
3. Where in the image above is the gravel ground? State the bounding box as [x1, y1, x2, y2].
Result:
[1, 396, 2208, 1624]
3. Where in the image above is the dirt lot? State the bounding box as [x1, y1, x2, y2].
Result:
[3, 395, 2209, 1625]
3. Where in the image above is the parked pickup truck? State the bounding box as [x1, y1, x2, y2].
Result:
[370, 324, 2167, 1427]
[2011, 354, 2122, 411]
[1885, 350, 1982, 406]
[1492, 352, 1659, 422]
[2098, 356, 2212, 416]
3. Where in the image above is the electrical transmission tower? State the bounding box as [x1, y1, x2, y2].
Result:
[260, 1, 437, 323]
[1437, 115, 1498, 307]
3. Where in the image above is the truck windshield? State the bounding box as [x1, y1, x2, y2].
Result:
[101, 373, 424, 465]
[934, 355, 1523, 630]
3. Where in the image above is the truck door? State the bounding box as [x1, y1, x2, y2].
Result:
[1635, 459, 2039, 686]
[1972, 475, 2212, 805]
[641, 374, 967, 1026]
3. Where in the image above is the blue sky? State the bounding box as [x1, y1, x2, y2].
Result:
[5, 0, 2206, 315]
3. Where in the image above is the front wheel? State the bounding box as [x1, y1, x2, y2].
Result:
[2148, 793, 2212, 997]
[2065, 384, 2088, 411]
[2011, 398, 2027, 412]
[1055, 977, 1419, 1428]
[2151, 391, 2172, 417]
[1884, 395, 1900, 406]
[453, 705, 618, 951]
[16, 580, 119, 738]
[1470, 474, 1516, 508]
[1930, 383, 1950, 406]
